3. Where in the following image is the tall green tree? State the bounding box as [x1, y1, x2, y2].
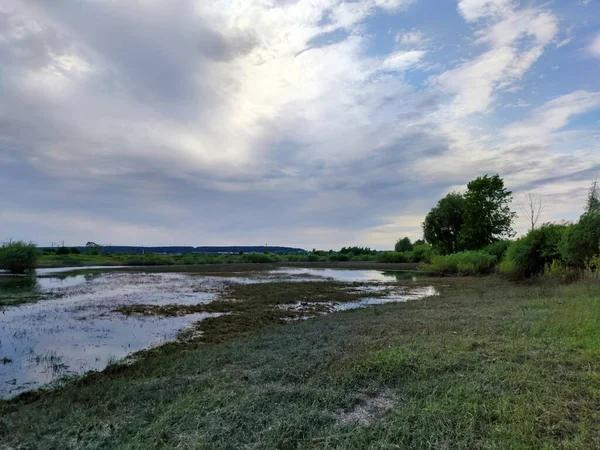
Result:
[423, 193, 465, 254]
[560, 180, 600, 267]
[394, 237, 413, 252]
[586, 179, 599, 214]
[460, 174, 516, 249]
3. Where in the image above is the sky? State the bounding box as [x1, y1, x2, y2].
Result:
[1, 0, 599, 250]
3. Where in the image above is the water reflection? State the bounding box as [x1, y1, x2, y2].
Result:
[271, 267, 419, 282]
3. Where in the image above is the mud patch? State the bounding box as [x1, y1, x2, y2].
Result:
[337, 390, 396, 425]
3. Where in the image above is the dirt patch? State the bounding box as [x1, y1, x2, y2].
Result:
[337, 389, 396, 425]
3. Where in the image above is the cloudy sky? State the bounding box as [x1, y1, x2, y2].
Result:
[1, 0, 599, 249]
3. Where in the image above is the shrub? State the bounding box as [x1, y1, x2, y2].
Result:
[56, 246, 70, 255]
[409, 243, 434, 263]
[482, 240, 511, 260]
[0, 241, 38, 273]
[543, 260, 579, 283]
[421, 251, 496, 276]
[329, 253, 350, 262]
[501, 223, 568, 278]
[377, 252, 409, 263]
[70, 247, 81, 254]
[497, 258, 519, 279]
[560, 213, 600, 268]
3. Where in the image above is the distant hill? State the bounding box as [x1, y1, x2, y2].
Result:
[41, 246, 306, 255]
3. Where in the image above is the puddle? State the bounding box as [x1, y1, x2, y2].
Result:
[334, 286, 438, 311]
[278, 286, 438, 319]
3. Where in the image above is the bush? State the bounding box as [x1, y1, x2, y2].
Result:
[543, 260, 579, 283]
[329, 253, 350, 262]
[409, 243, 434, 263]
[70, 247, 81, 254]
[482, 240, 511, 260]
[56, 246, 70, 255]
[124, 254, 175, 265]
[560, 212, 600, 268]
[500, 223, 568, 278]
[421, 251, 496, 276]
[377, 252, 409, 263]
[0, 241, 38, 273]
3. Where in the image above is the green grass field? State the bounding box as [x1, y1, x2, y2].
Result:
[2, 277, 600, 449]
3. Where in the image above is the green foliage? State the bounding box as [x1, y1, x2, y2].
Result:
[586, 179, 599, 213]
[69, 247, 81, 254]
[0, 241, 38, 273]
[377, 251, 409, 263]
[500, 223, 568, 278]
[460, 174, 516, 249]
[421, 250, 497, 276]
[394, 237, 413, 253]
[328, 253, 350, 262]
[339, 246, 377, 256]
[543, 260, 579, 283]
[423, 192, 465, 254]
[482, 240, 511, 260]
[410, 243, 434, 263]
[560, 212, 600, 268]
[123, 253, 176, 265]
[55, 246, 70, 255]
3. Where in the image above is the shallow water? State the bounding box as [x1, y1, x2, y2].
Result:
[334, 286, 438, 310]
[270, 267, 416, 282]
[1, 267, 434, 399]
[0, 272, 221, 398]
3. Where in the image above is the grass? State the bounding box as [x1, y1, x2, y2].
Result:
[117, 281, 394, 343]
[2, 277, 600, 449]
[37, 252, 423, 269]
[421, 250, 497, 276]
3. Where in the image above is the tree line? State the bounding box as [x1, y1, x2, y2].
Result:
[401, 174, 600, 277]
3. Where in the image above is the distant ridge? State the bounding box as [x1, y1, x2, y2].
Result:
[41, 246, 306, 254]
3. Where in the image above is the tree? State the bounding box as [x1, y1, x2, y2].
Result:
[0, 241, 38, 273]
[460, 174, 516, 249]
[394, 237, 413, 252]
[560, 180, 600, 267]
[423, 193, 465, 254]
[586, 179, 599, 214]
[519, 191, 545, 232]
[414, 239, 425, 246]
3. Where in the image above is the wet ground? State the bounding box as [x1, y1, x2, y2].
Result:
[0, 266, 435, 398]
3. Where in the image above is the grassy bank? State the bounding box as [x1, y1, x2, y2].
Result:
[36, 251, 427, 269]
[2, 277, 600, 448]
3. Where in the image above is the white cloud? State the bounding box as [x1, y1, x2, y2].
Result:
[395, 29, 428, 46]
[503, 90, 600, 140]
[457, 0, 514, 22]
[589, 32, 600, 58]
[380, 50, 426, 71]
[436, 3, 558, 116]
[0, 0, 598, 248]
